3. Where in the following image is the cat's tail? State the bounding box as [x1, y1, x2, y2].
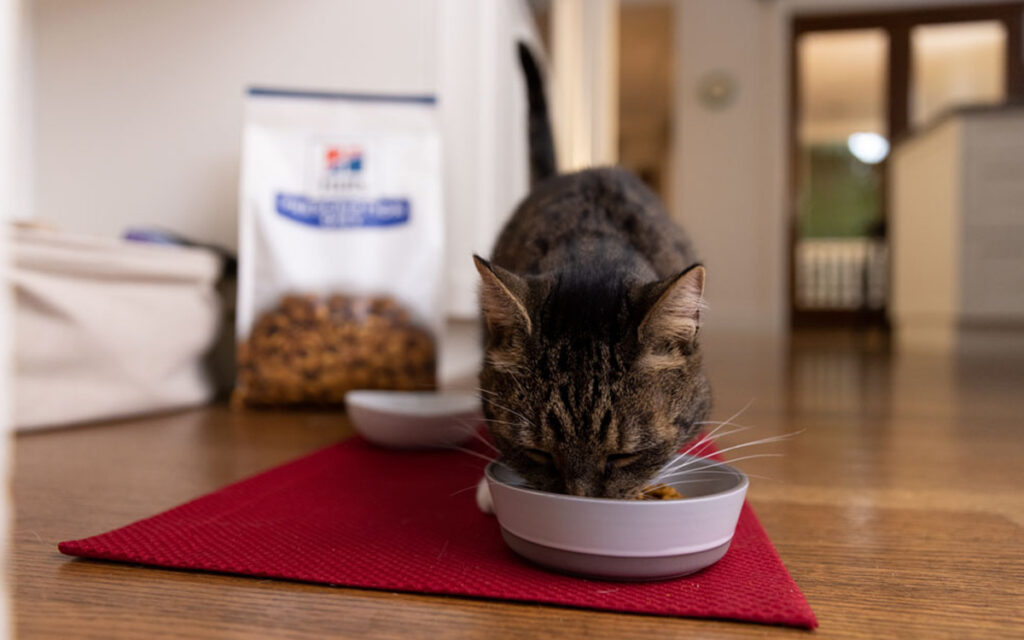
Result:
[517, 42, 557, 185]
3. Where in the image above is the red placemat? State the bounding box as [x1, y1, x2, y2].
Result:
[59, 435, 817, 629]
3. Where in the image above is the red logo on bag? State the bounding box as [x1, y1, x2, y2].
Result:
[325, 146, 363, 174]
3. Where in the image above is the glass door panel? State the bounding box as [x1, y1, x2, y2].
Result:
[796, 29, 889, 312]
[911, 21, 1007, 129]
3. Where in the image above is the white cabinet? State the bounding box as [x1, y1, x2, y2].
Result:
[890, 107, 1024, 351]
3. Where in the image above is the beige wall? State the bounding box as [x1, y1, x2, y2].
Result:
[890, 118, 961, 349]
[672, 0, 783, 335]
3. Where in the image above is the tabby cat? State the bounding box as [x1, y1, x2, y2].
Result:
[475, 44, 711, 501]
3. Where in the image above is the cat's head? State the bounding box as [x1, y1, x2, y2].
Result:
[474, 255, 711, 499]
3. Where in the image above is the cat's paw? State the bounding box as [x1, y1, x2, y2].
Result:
[475, 476, 494, 514]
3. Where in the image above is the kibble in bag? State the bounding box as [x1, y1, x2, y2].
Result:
[235, 89, 443, 407]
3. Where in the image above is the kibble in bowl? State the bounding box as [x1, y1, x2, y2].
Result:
[636, 485, 686, 500]
[232, 294, 436, 408]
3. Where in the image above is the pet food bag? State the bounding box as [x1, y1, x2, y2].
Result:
[235, 89, 443, 407]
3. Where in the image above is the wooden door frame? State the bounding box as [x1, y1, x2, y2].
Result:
[787, 2, 1024, 329]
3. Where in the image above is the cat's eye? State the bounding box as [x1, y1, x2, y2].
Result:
[524, 448, 554, 465]
[606, 452, 642, 469]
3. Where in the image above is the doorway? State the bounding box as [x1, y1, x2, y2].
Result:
[789, 3, 1024, 329]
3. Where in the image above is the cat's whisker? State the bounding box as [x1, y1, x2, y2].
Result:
[671, 431, 723, 462]
[660, 424, 753, 474]
[638, 476, 757, 495]
[655, 453, 785, 481]
[452, 419, 500, 454]
[670, 424, 798, 463]
[654, 468, 777, 482]
[660, 400, 756, 469]
[699, 399, 754, 439]
[658, 468, 757, 476]
[694, 420, 753, 427]
[679, 425, 752, 457]
[473, 389, 528, 422]
[653, 466, 755, 483]
[446, 445, 511, 471]
[476, 416, 522, 428]
[477, 395, 537, 429]
[449, 483, 485, 497]
[669, 429, 805, 473]
[469, 434, 500, 455]
[702, 425, 755, 443]
[636, 481, 692, 496]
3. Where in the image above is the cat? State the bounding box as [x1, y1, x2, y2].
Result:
[474, 43, 711, 508]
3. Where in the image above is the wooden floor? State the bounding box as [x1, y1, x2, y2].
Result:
[12, 330, 1024, 638]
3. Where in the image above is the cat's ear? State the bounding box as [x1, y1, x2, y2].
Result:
[638, 264, 705, 346]
[473, 255, 532, 335]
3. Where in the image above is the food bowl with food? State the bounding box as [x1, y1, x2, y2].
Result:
[485, 455, 748, 581]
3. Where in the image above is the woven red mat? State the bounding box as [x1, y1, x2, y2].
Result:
[59, 436, 816, 629]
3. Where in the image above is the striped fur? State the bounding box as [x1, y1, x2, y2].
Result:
[476, 168, 712, 498]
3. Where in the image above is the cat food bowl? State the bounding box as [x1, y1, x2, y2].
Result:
[345, 390, 482, 449]
[485, 456, 748, 581]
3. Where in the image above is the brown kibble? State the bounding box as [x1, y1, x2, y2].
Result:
[233, 293, 436, 408]
[636, 485, 686, 500]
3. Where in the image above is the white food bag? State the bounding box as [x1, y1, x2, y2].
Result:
[236, 89, 444, 402]
[9, 226, 222, 430]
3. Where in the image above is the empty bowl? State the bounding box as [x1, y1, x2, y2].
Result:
[345, 390, 482, 449]
[485, 455, 748, 581]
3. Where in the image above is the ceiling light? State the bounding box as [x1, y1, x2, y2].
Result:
[847, 132, 889, 164]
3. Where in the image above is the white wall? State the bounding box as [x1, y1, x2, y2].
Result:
[0, 0, 19, 634]
[29, 0, 438, 248]
[438, 0, 536, 317]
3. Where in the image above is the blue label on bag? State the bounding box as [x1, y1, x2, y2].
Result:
[275, 193, 410, 228]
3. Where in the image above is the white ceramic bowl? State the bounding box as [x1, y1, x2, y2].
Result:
[345, 390, 482, 449]
[485, 455, 748, 580]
